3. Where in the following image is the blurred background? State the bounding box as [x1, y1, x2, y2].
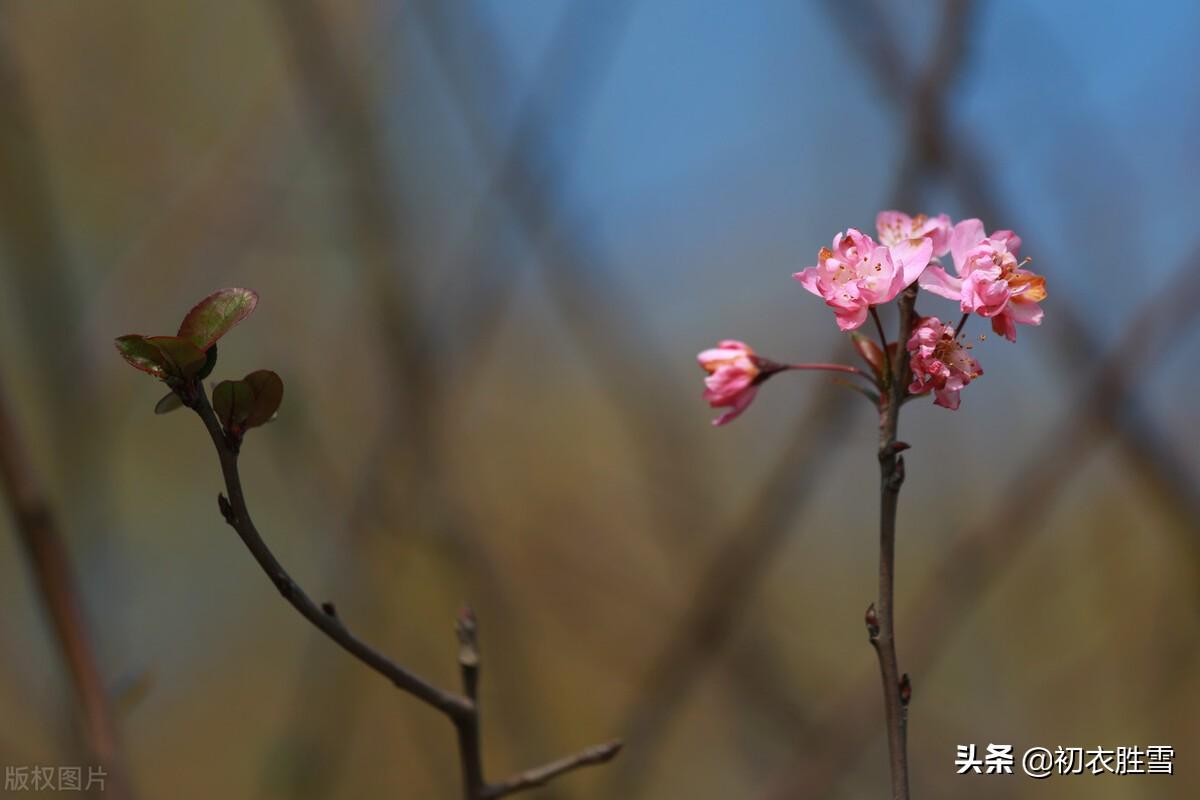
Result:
[1, 1, 1197, 798]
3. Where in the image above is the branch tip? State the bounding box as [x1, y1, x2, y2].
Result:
[456, 603, 480, 668]
[217, 493, 233, 524]
[483, 739, 624, 798]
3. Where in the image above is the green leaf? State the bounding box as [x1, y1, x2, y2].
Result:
[154, 392, 184, 415]
[212, 379, 254, 431]
[115, 334, 171, 378]
[145, 336, 207, 379]
[242, 370, 283, 427]
[177, 288, 258, 351]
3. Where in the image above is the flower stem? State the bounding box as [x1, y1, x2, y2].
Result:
[870, 284, 917, 800]
[784, 362, 872, 380]
[870, 307, 893, 386]
[954, 312, 970, 337]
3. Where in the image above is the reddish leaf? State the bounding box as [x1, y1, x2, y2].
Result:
[115, 334, 170, 378]
[145, 336, 207, 379]
[242, 370, 283, 427]
[177, 288, 258, 351]
[850, 332, 886, 378]
[212, 379, 254, 431]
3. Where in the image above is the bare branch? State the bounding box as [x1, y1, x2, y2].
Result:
[484, 741, 623, 799]
[193, 386, 474, 717]
[183, 384, 619, 798]
[455, 605, 485, 798]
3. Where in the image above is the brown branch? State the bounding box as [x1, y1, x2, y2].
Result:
[0, 375, 134, 800]
[183, 384, 619, 799]
[455, 606, 485, 798]
[192, 387, 470, 718]
[869, 285, 918, 800]
[483, 741, 623, 799]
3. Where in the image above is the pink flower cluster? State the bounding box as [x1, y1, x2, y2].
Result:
[795, 212, 1045, 342]
[698, 211, 1045, 421]
[906, 317, 982, 410]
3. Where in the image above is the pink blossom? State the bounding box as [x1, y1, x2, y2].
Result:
[919, 219, 1047, 341]
[875, 210, 952, 257]
[906, 317, 983, 410]
[794, 228, 933, 331]
[697, 340, 763, 426]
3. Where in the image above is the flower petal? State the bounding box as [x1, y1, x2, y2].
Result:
[950, 219, 986, 275]
[918, 265, 963, 299]
[890, 236, 934, 288]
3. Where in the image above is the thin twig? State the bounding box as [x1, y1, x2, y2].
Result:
[483, 741, 623, 799]
[784, 362, 873, 381]
[953, 312, 969, 337]
[455, 605, 485, 798]
[192, 388, 471, 719]
[0, 375, 134, 800]
[183, 384, 618, 799]
[870, 307, 893, 385]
